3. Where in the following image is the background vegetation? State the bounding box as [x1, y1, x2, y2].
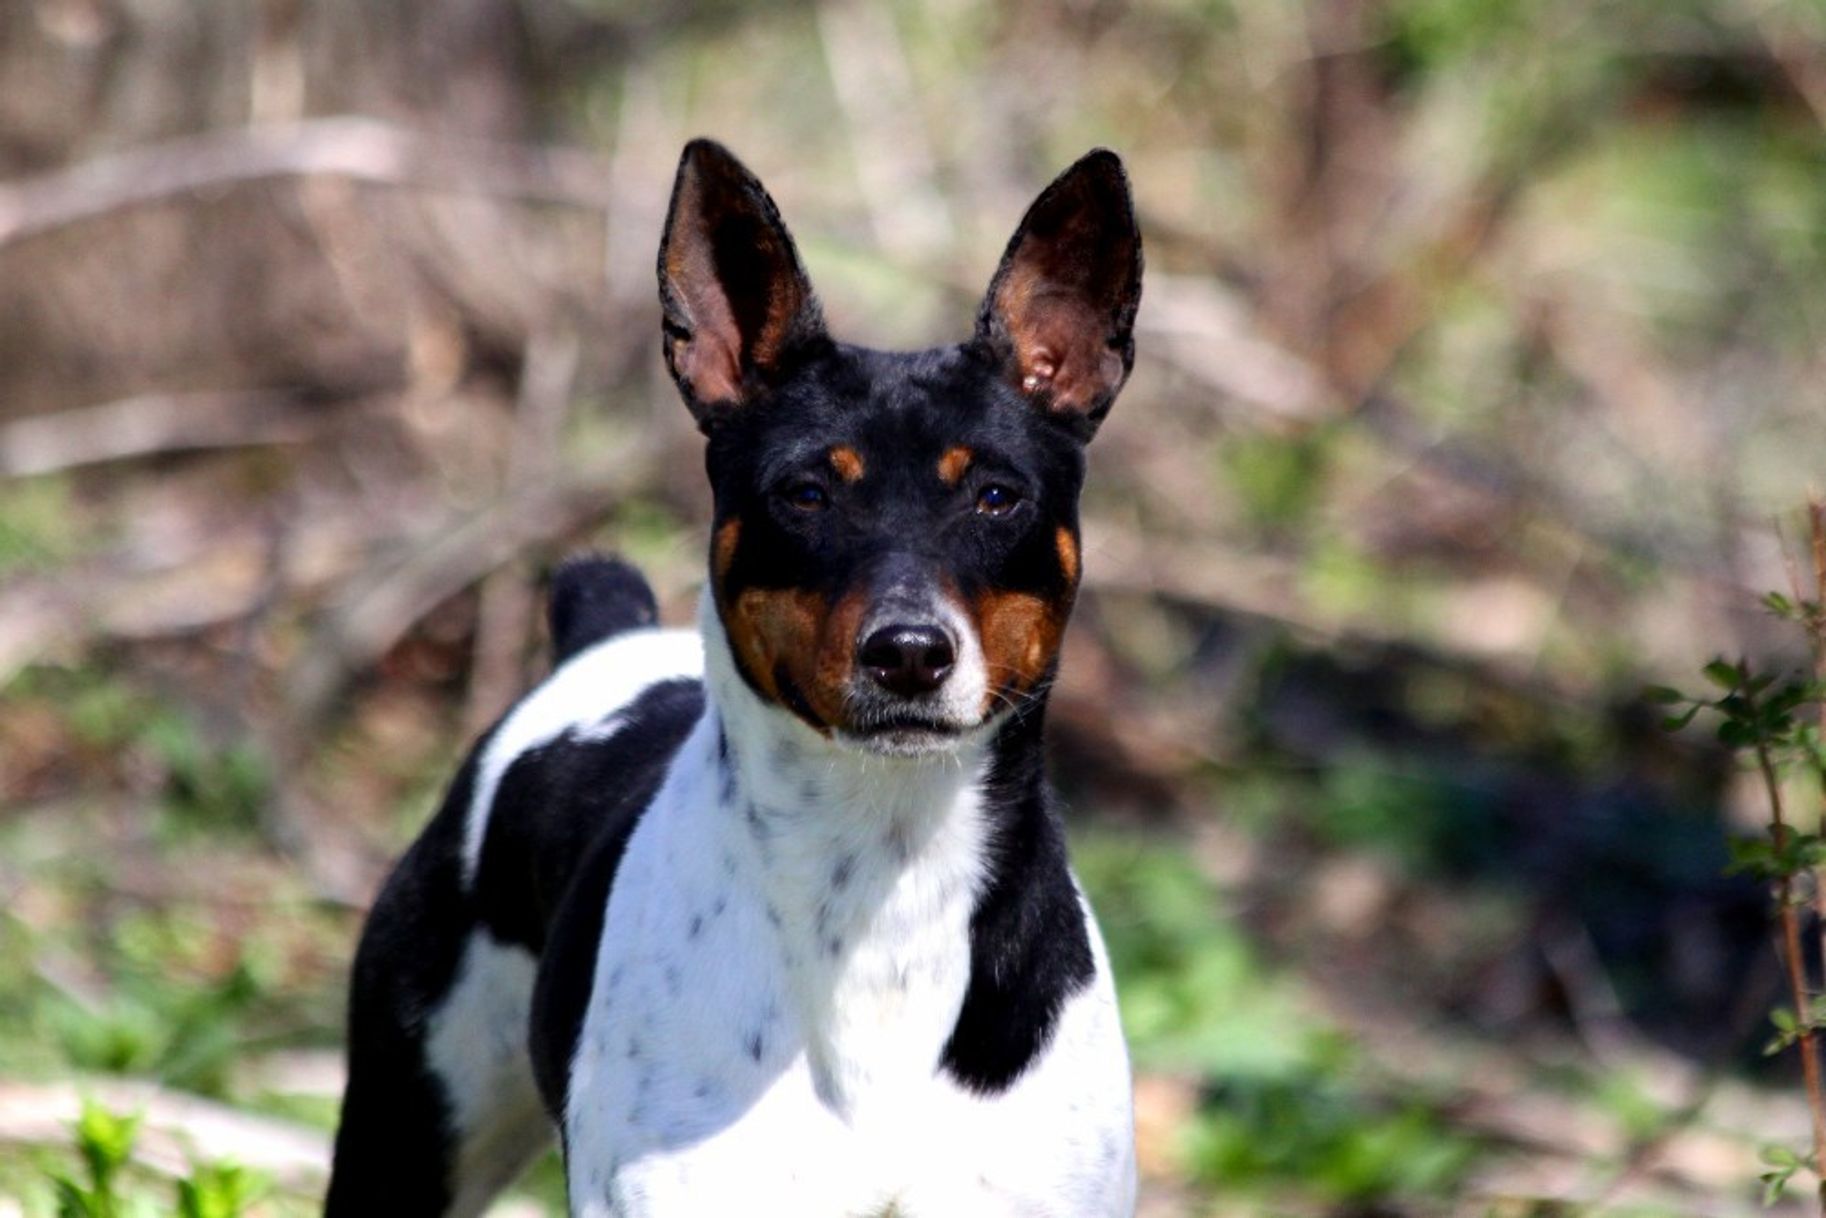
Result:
[5, 0, 1826, 1212]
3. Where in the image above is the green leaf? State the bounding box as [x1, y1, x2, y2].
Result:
[73, 1100, 137, 1200]
[1643, 685, 1686, 705]
[175, 1162, 264, 1218]
[53, 1175, 97, 1218]
[1763, 1166, 1796, 1206]
[1727, 837, 1782, 880]
[1760, 1144, 1805, 1206]
[1659, 706, 1701, 732]
[1704, 658, 1743, 690]
[1718, 719, 1759, 748]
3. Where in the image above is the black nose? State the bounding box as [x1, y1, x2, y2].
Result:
[859, 624, 955, 697]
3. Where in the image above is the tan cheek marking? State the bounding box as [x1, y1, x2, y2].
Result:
[808, 587, 868, 721]
[713, 519, 742, 583]
[829, 445, 865, 483]
[1055, 526, 1080, 585]
[728, 587, 823, 722]
[725, 585, 868, 732]
[972, 589, 1067, 712]
[937, 445, 974, 486]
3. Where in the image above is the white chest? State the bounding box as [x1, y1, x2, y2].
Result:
[559, 719, 1134, 1217]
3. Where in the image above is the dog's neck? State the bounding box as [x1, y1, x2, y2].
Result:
[692, 592, 1040, 1110]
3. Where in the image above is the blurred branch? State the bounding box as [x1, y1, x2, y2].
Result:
[0, 389, 333, 477]
[463, 329, 579, 735]
[1745, 0, 1826, 127]
[0, 116, 620, 248]
[0, 1078, 327, 1189]
[0, 423, 636, 694]
[284, 437, 658, 730]
[1139, 274, 1332, 423]
[816, 0, 953, 259]
[0, 513, 364, 685]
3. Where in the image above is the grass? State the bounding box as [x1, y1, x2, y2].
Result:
[1077, 832, 1487, 1209]
[0, 658, 1791, 1215]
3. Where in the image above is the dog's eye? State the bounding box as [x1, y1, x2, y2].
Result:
[782, 480, 829, 511]
[976, 484, 1021, 517]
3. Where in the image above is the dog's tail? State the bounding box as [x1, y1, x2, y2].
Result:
[547, 553, 661, 663]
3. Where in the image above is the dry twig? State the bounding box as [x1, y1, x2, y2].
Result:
[463, 330, 580, 735]
[0, 116, 620, 248]
[0, 390, 325, 477]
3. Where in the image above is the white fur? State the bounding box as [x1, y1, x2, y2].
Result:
[560, 595, 1135, 1217]
[426, 934, 551, 1218]
[461, 628, 705, 885]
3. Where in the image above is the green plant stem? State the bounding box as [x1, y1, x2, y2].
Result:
[1755, 735, 1826, 1215]
[1810, 498, 1826, 1218]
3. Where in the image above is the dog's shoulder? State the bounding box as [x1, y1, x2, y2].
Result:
[466, 639, 704, 948]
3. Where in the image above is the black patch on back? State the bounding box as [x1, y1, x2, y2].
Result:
[940, 704, 1095, 1094]
[476, 679, 706, 954]
[518, 681, 707, 1116]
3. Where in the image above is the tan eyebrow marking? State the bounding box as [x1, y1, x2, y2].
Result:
[713, 518, 742, 581]
[829, 445, 865, 483]
[1055, 526, 1079, 584]
[937, 445, 973, 486]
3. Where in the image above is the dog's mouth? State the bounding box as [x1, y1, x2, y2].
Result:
[838, 708, 976, 756]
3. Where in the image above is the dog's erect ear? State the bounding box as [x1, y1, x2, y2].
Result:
[658, 139, 826, 427]
[974, 150, 1143, 441]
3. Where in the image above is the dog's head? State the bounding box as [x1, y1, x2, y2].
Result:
[660, 140, 1141, 756]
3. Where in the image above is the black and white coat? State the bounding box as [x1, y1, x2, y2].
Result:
[329, 137, 1145, 1217]
[329, 576, 1134, 1217]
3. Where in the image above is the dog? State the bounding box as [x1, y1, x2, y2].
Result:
[326, 138, 1144, 1217]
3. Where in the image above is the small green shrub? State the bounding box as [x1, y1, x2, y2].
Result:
[1653, 505, 1826, 1209]
[46, 1100, 264, 1218]
[1075, 833, 1486, 1206]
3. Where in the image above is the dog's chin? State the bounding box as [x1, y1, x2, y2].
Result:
[838, 714, 976, 758]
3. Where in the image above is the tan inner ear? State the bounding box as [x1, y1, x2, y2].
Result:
[997, 275, 1120, 417]
[665, 229, 745, 406]
[662, 152, 816, 409]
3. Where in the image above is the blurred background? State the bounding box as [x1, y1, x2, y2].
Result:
[4, 0, 1826, 1213]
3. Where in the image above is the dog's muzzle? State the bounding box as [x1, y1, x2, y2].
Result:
[839, 592, 987, 754]
[858, 623, 956, 698]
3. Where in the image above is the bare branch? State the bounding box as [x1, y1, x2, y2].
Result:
[284, 438, 659, 731]
[0, 390, 335, 477]
[0, 116, 620, 248]
[816, 0, 953, 260]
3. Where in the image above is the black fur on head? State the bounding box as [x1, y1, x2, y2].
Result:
[657, 140, 1143, 747]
